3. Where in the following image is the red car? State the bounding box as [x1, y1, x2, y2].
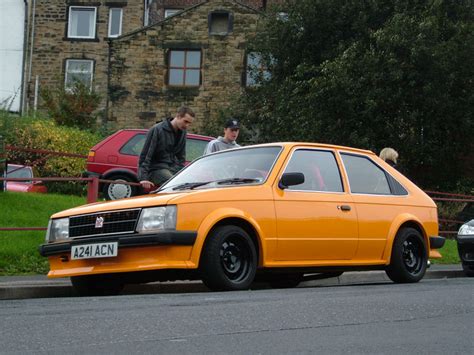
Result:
[5, 164, 48, 193]
[85, 129, 213, 200]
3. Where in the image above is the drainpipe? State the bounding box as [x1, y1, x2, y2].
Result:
[26, 0, 37, 113]
[20, 0, 29, 114]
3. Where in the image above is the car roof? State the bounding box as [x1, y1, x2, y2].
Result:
[239, 142, 375, 156]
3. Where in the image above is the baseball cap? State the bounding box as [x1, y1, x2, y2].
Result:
[224, 119, 240, 129]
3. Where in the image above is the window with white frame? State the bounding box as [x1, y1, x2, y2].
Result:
[68, 6, 97, 39]
[246, 53, 270, 87]
[108, 8, 123, 37]
[164, 9, 181, 18]
[65, 59, 94, 89]
[168, 50, 201, 87]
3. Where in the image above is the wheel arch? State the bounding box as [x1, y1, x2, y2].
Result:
[102, 169, 138, 182]
[191, 210, 264, 268]
[383, 215, 428, 263]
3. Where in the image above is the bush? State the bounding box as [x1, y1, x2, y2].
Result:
[1, 111, 103, 195]
[41, 80, 101, 130]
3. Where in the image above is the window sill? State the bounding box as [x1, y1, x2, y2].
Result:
[63, 37, 100, 42]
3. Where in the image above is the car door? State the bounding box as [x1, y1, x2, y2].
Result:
[274, 148, 358, 261]
[339, 153, 408, 261]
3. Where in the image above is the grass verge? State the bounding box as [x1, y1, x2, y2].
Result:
[0, 191, 86, 275]
[0, 191, 461, 275]
[431, 238, 460, 264]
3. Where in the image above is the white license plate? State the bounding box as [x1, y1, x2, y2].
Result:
[71, 242, 118, 260]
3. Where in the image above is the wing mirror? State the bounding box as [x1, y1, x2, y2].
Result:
[278, 172, 304, 190]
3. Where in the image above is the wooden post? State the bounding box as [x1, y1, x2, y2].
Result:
[87, 176, 99, 203]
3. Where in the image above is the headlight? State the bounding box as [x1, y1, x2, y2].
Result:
[458, 221, 474, 237]
[46, 218, 69, 242]
[136, 206, 177, 233]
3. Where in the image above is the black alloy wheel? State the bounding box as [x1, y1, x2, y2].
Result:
[201, 225, 257, 291]
[386, 227, 427, 283]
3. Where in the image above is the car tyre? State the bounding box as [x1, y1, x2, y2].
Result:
[386, 227, 427, 283]
[103, 174, 139, 200]
[71, 275, 124, 296]
[461, 263, 474, 277]
[201, 225, 257, 291]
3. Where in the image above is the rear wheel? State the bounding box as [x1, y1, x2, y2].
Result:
[386, 227, 427, 283]
[71, 274, 124, 296]
[201, 225, 257, 291]
[103, 174, 139, 200]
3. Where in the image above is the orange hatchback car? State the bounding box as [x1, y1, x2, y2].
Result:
[40, 143, 445, 295]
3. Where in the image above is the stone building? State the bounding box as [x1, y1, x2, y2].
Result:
[22, 0, 283, 130]
[23, 0, 146, 113]
[108, 0, 267, 130]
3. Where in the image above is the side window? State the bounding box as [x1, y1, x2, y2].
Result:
[186, 139, 209, 162]
[341, 154, 391, 195]
[246, 53, 270, 87]
[120, 134, 146, 156]
[68, 6, 97, 39]
[284, 149, 343, 192]
[168, 50, 201, 87]
[65, 59, 93, 90]
[108, 8, 123, 37]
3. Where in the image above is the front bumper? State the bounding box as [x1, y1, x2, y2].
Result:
[429, 236, 445, 249]
[39, 231, 197, 257]
[457, 235, 474, 265]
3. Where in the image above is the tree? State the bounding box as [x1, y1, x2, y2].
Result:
[236, 0, 473, 189]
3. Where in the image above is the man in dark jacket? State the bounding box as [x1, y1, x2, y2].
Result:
[138, 106, 195, 189]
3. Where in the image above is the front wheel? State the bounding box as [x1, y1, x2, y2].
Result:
[386, 227, 427, 283]
[71, 274, 124, 296]
[201, 225, 257, 291]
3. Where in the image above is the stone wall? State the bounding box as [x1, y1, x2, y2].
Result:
[149, 0, 284, 24]
[108, 0, 261, 132]
[25, 0, 144, 111]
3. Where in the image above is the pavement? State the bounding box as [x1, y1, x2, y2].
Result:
[0, 264, 466, 300]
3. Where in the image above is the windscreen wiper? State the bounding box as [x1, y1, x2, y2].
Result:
[216, 178, 261, 185]
[170, 181, 214, 191]
[164, 177, 261, 192]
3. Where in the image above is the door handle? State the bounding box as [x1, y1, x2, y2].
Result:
[338, 205, 351, 211]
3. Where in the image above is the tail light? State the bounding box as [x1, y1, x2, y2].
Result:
[87, 150, 96, 162]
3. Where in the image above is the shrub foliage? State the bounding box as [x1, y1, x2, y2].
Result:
[1, 112, 102, 195]
[41, 80, 101, 130]
[235, 0, 474, 190]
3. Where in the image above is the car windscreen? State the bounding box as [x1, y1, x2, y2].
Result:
[6, 166, 33, 183]
[119, 133, 209, 162]
[159, 146, 282, 191]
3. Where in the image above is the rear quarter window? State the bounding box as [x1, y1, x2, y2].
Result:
[119, 134, 146, 156]
[186, 138, 210, 162]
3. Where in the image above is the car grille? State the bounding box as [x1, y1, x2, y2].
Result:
[69, 209, 141, 238]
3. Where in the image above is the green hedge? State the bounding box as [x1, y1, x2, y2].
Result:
[1, 111, 103, 195]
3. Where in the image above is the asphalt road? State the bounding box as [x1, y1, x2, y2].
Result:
[1, 278, 472, 354]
